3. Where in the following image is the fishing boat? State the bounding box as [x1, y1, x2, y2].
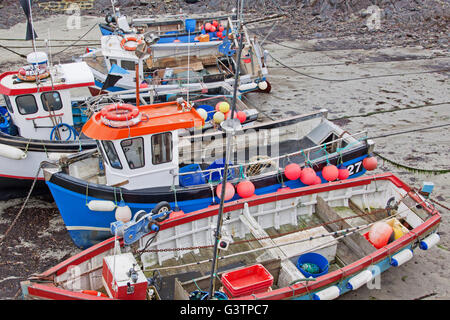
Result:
[20, 173, 442, 300]
[0, 51, 98, 190]
[40, 91, 374, 249]
[81, 10, 270, 95]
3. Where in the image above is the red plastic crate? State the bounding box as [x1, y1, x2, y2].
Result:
[222, 264, 273, 297]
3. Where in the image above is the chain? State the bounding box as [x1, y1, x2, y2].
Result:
[134, 208, 388, 254]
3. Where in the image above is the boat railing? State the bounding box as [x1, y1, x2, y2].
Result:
[175, 130, 369, 183]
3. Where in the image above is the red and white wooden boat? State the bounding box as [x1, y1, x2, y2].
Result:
[20, 173, 441, 300]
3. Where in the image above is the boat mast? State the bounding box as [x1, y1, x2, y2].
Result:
[207, 0, 245, 299]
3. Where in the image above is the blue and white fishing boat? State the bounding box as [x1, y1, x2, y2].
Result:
[41, 98, 375, 249]
[81, 11, 270, 95]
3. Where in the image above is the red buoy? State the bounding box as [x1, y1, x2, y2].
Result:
[284, 163, 302, 180]
[300, 167, 317, 185]
[236, 180, 255, 198]
[322, 165, 339, 182]
[216, 182, 235, 201]
[368, 221, 394, 249]
[236, 111, 247, 123]
[338, 167, 350, 180]
[205, 23, 212, 31]
[312, 176, 322, 185]
[216, 31, 223, 39]
[363, 156, 378, 171]
[210, 25, 216, 32]
[218, 25, 225, 32]
[212, 20, 219, 27]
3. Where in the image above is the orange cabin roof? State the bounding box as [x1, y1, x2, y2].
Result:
[82, 100, 205, 140]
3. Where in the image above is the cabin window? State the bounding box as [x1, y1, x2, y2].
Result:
[109, 58, 118, 67]
[102, 140, 122, 169]
[3, 95, 13, 114]
[121, 137, 145, 169]
[41, 91, 63, 111]
[121, 60, 136, 71]
[151, 132, 173, 165]
[16, 95, 38, 115]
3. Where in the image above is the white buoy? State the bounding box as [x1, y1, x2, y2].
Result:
[87, 200, 117, 212]
[346, 270, 373, 290]
[257, 81, 268, 91]
[238, 82, 258, 92]
[419, 233, 440, 250]
[312, 286, 340, 300]
[47, 153, 71, 161]
[390, 249, 414, 267]
[115, 204, 132, 223]
[0, 144, 27, 160]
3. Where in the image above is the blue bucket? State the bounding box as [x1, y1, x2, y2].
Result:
[296, 252, 329, 278]
[185, 19, 196, 33]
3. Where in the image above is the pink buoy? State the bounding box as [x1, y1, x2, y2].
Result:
[363, 156, 378, 171]
[368, 221, 394, 249]
[338, 167, 350, 180]
[300, 167, 317, 185]
[236, 180, 255, 198]
[236, 111, 246, 123]
[139, 82, 148, 89]
[284, 163, 302, 180]
[216, 182, 235, 201]
[322, 165, 339, 182]
[173, 39, 180, 43]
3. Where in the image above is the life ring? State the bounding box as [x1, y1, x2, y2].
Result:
[101, 103, 142, 128]
[120, 36, 143, 51]
[81, 290, 108, 297]
[17, 69, 50, 82]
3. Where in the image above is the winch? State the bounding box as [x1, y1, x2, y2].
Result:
[110, 205, 172, 245]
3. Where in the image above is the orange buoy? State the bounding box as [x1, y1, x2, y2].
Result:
[236, 111, 246, 123]
[284, 163, 302, 180]
[216, 182, 235, 201]
[236, 180, 255, 198]
[368, 221, 394, 249]
[338, 167, 350, 180]
[173, 39, 181, 43]
[300, 167, 317, 185]
[322, 165, 339, 182]
[363, 156, 378, 171]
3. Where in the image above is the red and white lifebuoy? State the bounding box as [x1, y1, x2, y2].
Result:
[100, 103, 142, 128]
[120, 36, 143, 51]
